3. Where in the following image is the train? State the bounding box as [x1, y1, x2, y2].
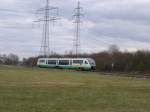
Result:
[37, 58, 96, 70]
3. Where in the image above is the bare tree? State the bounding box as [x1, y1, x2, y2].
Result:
[6, 54, 19, 65]
[108, 44, 120, 54]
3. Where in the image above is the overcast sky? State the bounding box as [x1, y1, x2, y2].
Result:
[0, 0, 150, 58]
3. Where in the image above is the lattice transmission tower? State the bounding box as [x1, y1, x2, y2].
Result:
[73, 1, 84, 57]
[35, 0, 59, 57]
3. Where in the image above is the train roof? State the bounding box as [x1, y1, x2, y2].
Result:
[38, 58, 94, 60]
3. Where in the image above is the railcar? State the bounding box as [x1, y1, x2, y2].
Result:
[37, 58, 96, 70]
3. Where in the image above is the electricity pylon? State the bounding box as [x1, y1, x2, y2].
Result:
[35, 0, 59, 57]
[73, 1, 84, 57]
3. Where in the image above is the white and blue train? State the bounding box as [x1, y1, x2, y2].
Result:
[37, 58, 96, 70]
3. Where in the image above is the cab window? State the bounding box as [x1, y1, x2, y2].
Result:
[85, 61, 88, 64]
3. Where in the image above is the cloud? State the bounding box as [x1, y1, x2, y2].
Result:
[0, 0, 150, 58]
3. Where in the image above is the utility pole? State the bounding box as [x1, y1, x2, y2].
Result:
[35, 0, 59, 57]
[73, 1, 84, 57]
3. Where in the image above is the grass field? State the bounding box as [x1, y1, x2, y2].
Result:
[0, 65, 150, 112]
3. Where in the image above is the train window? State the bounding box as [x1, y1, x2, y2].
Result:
[48, 60, 56, 65]
[59, 60, 69, 65]
[73, 60, 83, 64]
[39, 60, 45, 63]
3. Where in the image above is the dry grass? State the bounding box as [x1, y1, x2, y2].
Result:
[0, 65, 150, 112]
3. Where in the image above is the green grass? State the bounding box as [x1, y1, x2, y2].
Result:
[0, 65, 150, 112]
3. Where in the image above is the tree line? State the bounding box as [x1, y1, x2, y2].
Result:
[0, 54, 19, 65]
[1, 45, 150, 72]
[22, 52, 150, 73]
